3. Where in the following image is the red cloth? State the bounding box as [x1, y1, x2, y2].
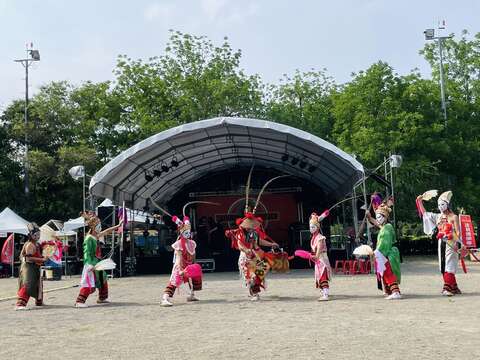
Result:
[443, 272, 457, 287]
[382, 262, 398, 286]
[1, 233, 14, 264]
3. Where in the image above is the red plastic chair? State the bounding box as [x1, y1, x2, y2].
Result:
[357, 259, 367, 274]
[365, 259, 372, 273]
[334, 260, 345, 274]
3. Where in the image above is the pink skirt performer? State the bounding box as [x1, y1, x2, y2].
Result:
[309, 212, 331, 301]
[152, 200, 217, 307]
[161, 215, 202, 306]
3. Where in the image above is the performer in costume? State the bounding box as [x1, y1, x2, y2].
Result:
[75, 211, 122, 308]
[15, 223, 48, 310]
[309, 212, 331, 301]
[416, 190, 464, 296]
[225, 167, 282, 301]
[367, 203, 402, 300]
[161, 214, 202, 307]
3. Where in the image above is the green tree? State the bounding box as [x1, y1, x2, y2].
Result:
[113, 30, 264, 138]
[266, 70, 335, 140]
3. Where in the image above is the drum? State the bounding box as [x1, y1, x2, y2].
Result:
[263, 251, 290, 273]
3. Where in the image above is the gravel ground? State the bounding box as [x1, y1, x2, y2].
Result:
[0, 256, 479, 360]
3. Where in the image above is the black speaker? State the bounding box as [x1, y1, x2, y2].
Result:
[97, 206, 119, 229]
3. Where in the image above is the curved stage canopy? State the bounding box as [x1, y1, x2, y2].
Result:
[90, 117, 364, 209]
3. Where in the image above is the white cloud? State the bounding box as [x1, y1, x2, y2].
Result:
[144, 2, 173, 22]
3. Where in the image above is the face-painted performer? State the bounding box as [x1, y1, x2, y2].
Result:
[15, 223, 48, 310]
[309, 212, 332, 301]
[225, 167, 284, 301]
[75, 211, 123, 308]
[161, 213, 200, 307]
[368, 202, 402, 300]
[155, 201, 217, 307]
[416, 190, 464, 296]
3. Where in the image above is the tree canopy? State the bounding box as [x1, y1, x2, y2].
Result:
[1, 30, 479, 224]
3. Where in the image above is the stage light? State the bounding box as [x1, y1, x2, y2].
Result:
[389, 155, 403, 168]
[153, 169, 162, 177]
[299, 160, 307, 169]
[171, 157, 179, 167]
[291, 157, 299, 165]
[308, 165, 317, 173]
[161, 163, 169, 172]
[144, 171, 154, 182]
[281, 154, 289, 161]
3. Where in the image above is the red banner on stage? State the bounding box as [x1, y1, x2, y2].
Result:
[460, 215, 476, 248]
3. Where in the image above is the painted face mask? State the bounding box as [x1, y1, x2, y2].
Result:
[182, 230, 191, 239]
[438, 200, 448, 213]
[309, 224, 319, 234]
[31, 231, 40, 241]
[375, 213, 386, 225]
[95, 222, 102, 233]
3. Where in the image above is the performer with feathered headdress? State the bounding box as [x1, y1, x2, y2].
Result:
[225, 166, 283, 301]
[15, 223, 48, 310]
[367, 201, 402, 300]
[74, 211, 123, 308]
[416, 190, 464, 296]
[309, 211, 332, 301]
[153, 200, 217, 307]
[161, 213, 199, 306]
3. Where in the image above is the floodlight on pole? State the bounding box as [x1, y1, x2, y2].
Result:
[14, 43, 41, 196]
[69, 165, 88, 235]
[423, 25, 453, 127]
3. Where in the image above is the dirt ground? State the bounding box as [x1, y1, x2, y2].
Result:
[1, 257, 479, 360]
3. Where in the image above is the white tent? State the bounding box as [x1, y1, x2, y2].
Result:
[63, 216, 85, 232]
[98, 198, 150, 223]
[0, 207, 30, 235]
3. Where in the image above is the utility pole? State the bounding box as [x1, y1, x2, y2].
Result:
[14, 43, 40, 196]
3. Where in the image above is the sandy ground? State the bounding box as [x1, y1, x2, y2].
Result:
[1, 257, 479, 360]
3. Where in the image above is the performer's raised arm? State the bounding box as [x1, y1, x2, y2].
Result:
[98, 220, 123, 238]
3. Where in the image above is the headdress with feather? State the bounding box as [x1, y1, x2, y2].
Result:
[237, 165, 288, 230]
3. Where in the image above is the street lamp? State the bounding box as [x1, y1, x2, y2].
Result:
[14, 43, 41, 196]
[424, 27, 453, 127]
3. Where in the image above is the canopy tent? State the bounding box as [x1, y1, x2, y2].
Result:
[98, 198, 151, 223]
[0, 207, 30, 235]
[40, 219, 63, 241]
[90, 117, 365, 209]
[63, 216, 85, 232]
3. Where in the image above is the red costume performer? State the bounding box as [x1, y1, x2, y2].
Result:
[225, 167, 283, 301]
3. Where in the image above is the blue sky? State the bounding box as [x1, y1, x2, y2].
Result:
[1, 0, 479, 111]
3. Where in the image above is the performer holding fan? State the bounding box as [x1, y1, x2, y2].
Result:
[74, 211, 123, 308]
[367, 201, 402, 300]
[416, 190, 465, 296]
[152, 200, 216, 307]
[161, 213, 202, 307]
[15, 223, 48, 310]
[308, 212, 331, 301]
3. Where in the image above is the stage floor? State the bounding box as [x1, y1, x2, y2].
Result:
[1, 257, 479, 360]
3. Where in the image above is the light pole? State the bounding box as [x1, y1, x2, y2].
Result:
[424, 28, 453, 127]
[14, 43, 40, 196]
[69, 165, 88, 231]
